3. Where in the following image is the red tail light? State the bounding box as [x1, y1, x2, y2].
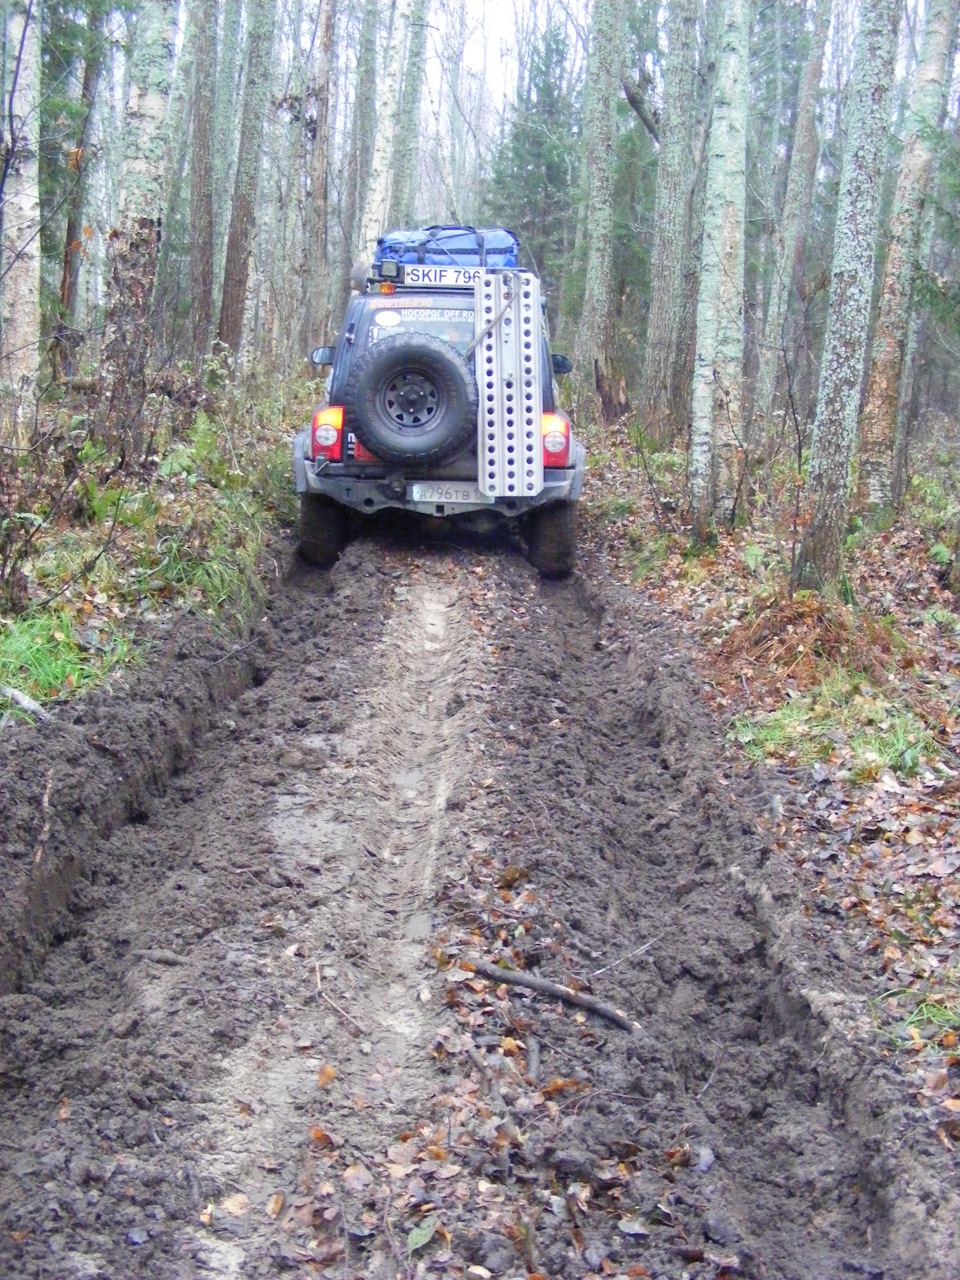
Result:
[311, 406, 343, 461]
[542, 412, 570, 467]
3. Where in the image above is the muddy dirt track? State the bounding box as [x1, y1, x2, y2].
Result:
[0, 527, 957, 1280]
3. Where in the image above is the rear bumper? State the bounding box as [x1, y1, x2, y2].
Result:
[293, 431, 585, 516]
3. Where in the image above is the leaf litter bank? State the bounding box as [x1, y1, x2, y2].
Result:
[0, 528, 955, 1279]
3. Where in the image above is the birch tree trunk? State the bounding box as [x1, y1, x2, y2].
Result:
[337, 0, 378, 310]
[793, 0, 901, 588]
[388, 0, 429, 228]
[218, 0, 280, 356]
[753, 0, 831, 435]
[189, 0, 218, 364]
[637, 0, 697, 445]
[572, 0, 626, 427]
[689, 0, 749, 538]
[857, 0, 959, 511]
[121, 0, 177, 225]
[670, 0, 719, 434]
[302, 0, 337, 351]
[213, 0, 244, 319]
[153, 0, 200, 344]
[357, 0, 415, 264]
[0, 0, 41, 425]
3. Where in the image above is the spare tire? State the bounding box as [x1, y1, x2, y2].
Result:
[343, 332, 478, 467]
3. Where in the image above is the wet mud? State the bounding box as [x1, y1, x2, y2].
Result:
[0, 531, 956, 1279]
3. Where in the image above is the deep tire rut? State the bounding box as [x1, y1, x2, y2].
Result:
[0, 535, 956, 1279]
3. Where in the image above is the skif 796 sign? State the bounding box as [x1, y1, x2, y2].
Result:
[402, 266, 482, 287]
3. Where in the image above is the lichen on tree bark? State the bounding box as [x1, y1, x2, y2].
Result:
[857, 0, 959, 512]
[793, 0, 902, 588]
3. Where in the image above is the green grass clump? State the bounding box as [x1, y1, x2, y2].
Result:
[731, 670, 934, 781]
[0, 611, 129, 704]
[631, 532, 674, 581]
[594, 496, 638, 523]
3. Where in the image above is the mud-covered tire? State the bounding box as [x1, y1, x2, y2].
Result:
[300, 494, 344, 568]
[526, 502, 577, 579]
[343, 332, 478, 467]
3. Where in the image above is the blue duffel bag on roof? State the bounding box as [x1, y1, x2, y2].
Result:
[374, 225, 519, 268]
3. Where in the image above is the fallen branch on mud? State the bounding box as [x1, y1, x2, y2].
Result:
[1, 684, 52, 722]
[315, 961, 364, 1037]
[33, 774, 53, 864]
[466, 958, 639, 1032]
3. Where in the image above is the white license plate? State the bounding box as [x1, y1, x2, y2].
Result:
[408, 482, 494, 505]
[402, 266, 482, 288]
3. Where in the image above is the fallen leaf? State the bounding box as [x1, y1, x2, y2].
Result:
[618, 1215, 650, 1237]
[926, 1069, 949, 1093]
[542, 1077, 589, 1096]
[220, 1193, 250, 1216]
[499, 864, 526, 888]
[266, 1192, 284, 1219]
[904, 827, 924, 846]
[57, 1098, 70, 1121]
[199, 1202, 214, 1226]
[317, 1063, 337, 1088]
[407, 1213, 439, 1254]
[342, 1162, 373, 1193]
[942, 1098, 960, 1112]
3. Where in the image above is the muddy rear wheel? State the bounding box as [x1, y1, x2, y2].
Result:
[526, 502, 577, 578]
[300, 493, 344, 568]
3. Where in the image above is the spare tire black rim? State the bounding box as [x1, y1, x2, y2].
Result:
[380, 369, 444, 430]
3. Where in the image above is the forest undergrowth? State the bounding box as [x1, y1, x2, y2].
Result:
[0, 367, 311, 719]
[582, 416, 960, 1141]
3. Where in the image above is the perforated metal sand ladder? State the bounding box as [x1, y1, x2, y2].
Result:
[474, 271, 543, 499]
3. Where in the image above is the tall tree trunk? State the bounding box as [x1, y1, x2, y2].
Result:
[388, 0, 429, 228]
[892, 189, 937, 500]
[689, 0, 750, 537]
[55, 10, 105, 377]
[337, 0, 378, 310]
[213, 0, 244, 320]
[793, 0, 901, 588]
[189, 0, 218, 364]
[153, 1, 200, 348]
[670, 1, 719, 434]
[302, 0, 338, 352]
[637, 0, 697, 445]
[121, 0, 176, 224]
[1, 0, 41, 427]
[572, 0, 626, 427]
[753, 0, 832, 434]
[357, 0, 414, 263]
[218, 0, 280, 355]
[857, 0, 959, 511]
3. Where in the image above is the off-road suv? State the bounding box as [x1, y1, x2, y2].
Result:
[292, 225, 585, 578]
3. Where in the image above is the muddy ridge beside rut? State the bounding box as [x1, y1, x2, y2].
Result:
[0, 530, 956, 1279]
